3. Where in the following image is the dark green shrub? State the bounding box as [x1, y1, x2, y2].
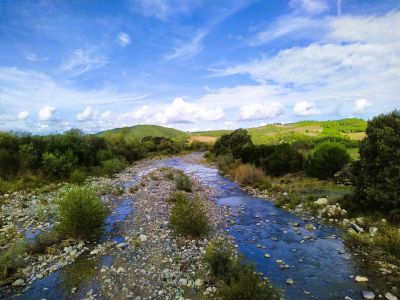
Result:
[18, 144, 38, 170]
[56, 187, 109, 239]
[216, 153, 237, 175]
[219, 263, 281, 300]
[169, 194, 210, 237]
[101, 158, 125, 177]
[204, 240, 281, 300]
[175, 173, 192, 192]
[213, 129, 253, 158]
[353, 110, 400, 220]
[29, 230, 60, 254]
[42, 150, 77, 179]
[306, 142, 350, 179]
[204, 240, 235, 281]
[264, 143, 303, 176]
[69, 169, 87, 185]
[0, 239, 28, 280]
[168, 191, 188, 203]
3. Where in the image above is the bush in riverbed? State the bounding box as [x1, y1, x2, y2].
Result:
[168, 191, 188, 204]
[216, 153, 238, 175]
[0, 239, 28, 280]
[29, 230, 60, 254]
[204, 240, 281, 300]
[175, 173, 192, 192]
[233, 164, 264, 187]
[374, 227, 400, 258]
[56, 186, 109, 239]
[101, 158, 125, 177]
[169, 194, 210, 237]
[69, 169, 87, 185]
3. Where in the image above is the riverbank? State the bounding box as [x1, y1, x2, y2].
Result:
[0, 155, 236, 299]
[203, 155, 400, 298]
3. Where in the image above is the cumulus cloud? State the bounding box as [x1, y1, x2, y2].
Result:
[17, 111, 30, 120]
[354, 98, 371, 113]
[293, 101, 319, 116]
[76, 106, 94, 121]
[117, 32, 130, 46]
[38, 106, 56, 121]
[240, 102, 284, 120]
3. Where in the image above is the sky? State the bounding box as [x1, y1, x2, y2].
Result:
[0, 0, 399, 133]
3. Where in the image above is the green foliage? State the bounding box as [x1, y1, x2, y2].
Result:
[213, 129, 253, 158]
[167, 191, 188, 203]
[169, 194, 211, 237]
[375, 227, 400, 258]
[29, 230, 60, 254]
[204, 240, 235, 281]
[42, 150, 77, 179]
[18, 144, 38, 170]
[306, 142, 350, 179]
[216, 153, 237, 175]
[101, 158, 125, 177]
[353, 110, 400, 220]
[0, 239, 28, 280]
[175, 173, 192, 192]
[56, 186, 109, 239]
[204, 240, 281, 300]
[69, 169, 87, 185]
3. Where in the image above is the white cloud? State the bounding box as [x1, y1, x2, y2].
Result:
[132, 0, 202, 20]
[165, 31, 206, 60]
[17, 111, 30, 120]
[294, 101, 319, 116]
[289, 0, 328, 15]
[61, 49, 107, 76]
[354, 98, 371, 113]
[39, 106, 56, 121]
[76, 106, 94, 121]
[240, 102, 284, 120]
[117, 32, 130, 46]
[24, 52, 48, 62]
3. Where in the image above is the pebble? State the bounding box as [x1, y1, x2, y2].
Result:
[355, 275, 369, 283]
[264, 253, 271, 258]
[139, 234, 148, 242]
[362, 291, 375, 299]
[12, 279, 25, 286]
[385, 292, 398, 300]
[286, 278, 294, 285]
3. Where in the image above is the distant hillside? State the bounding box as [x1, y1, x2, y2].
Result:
[191, 118, 367, 145]
[98, 125, 189, 142]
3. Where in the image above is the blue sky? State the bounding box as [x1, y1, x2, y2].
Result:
[0, 0, 399, 133]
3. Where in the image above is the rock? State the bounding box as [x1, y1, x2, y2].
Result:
[286, 278, 294, 285]
[139, 234, 147, 242]
[355, 275, 368, 282]
[305, 223, 315, 230]
[351, 223, 364, 233]
[194, 279, 204, 287]
[362, 291, 375, 299]
[12, 279, 25, 286]
[338, 249, 346, 254]
[369, 227, 378, 235]
[345, 297, 353, 300]
[264, 253, 271, 258]
[116, 267, 125, 274]
[314, 198, 328, 206]
[356, 217, 365, 224]
[385, 292, 398, 300]
[179, 278, 188, 286]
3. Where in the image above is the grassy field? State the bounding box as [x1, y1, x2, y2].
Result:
[192, 118, 367, 144]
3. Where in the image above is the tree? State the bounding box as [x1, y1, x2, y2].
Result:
[307, 141, 350, 179]
[213, 129, 253, 158]
[353, 110, 400, 220]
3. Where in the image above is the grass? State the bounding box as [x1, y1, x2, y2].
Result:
[175, 173, 192, 192]
[169, 193, 211, 238]
[98, 124, 189, 142]
[233, 164, 264, 187]
[0, 172, 51, 194]
[56, 186, 109, 240]
[204, 239, 281, 300]
[100, 158, 125, 177]
[0, 239, 28, 282]
[69, 170, 87, 185]
[29, 230, 60, 254]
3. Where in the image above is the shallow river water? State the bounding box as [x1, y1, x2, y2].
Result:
[9, 154, 397, 300]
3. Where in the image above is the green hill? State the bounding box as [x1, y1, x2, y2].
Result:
[191, 118, 367, 145]
[98, 125, 189, 142]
